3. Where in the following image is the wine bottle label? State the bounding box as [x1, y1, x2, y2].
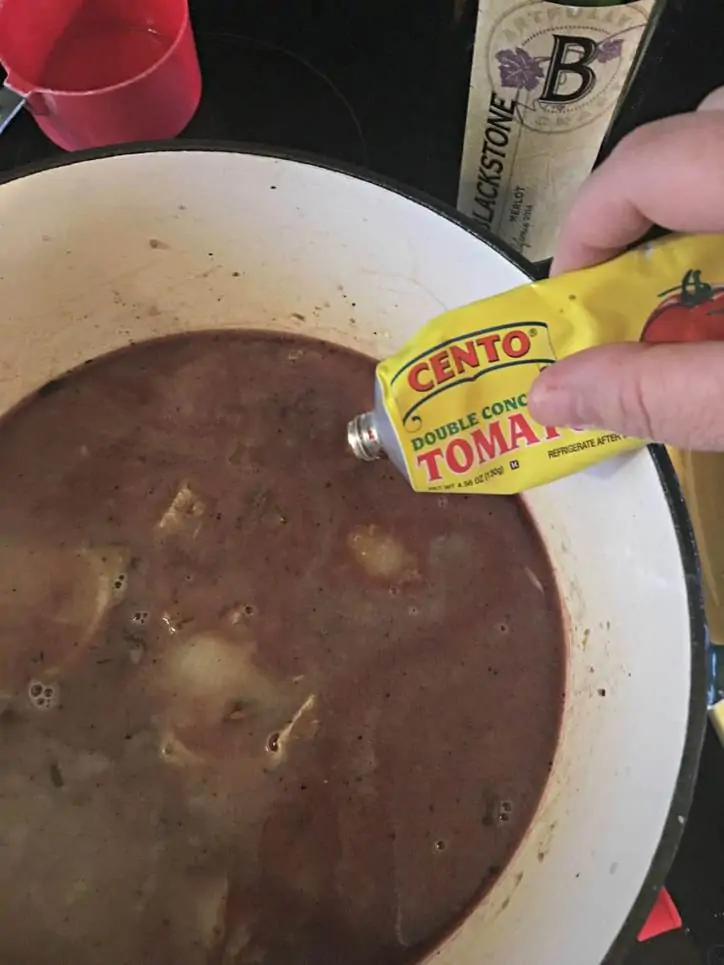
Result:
[457, 0, 655, 262]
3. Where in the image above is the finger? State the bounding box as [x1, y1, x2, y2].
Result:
[528, 341, 724, 450]
[551, 111, 724, 275]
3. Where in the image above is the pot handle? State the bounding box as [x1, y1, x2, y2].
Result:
[0, 86, 26, 136]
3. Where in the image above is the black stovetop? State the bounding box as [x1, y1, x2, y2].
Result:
[2, 2, 724, 962]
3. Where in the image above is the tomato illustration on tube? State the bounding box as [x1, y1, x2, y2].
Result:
[642, 269, 724, 343]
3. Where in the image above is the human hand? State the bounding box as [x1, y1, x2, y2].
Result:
[528, 87, 724, 450]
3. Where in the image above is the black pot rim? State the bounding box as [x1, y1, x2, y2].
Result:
[0, 139, 708, 964]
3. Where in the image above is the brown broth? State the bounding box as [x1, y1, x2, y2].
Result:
[0, 331, 565, 965]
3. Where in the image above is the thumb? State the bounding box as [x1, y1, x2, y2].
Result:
[528, 341, 724, 450]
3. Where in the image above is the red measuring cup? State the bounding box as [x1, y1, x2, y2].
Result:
[0, 0, 201, 150]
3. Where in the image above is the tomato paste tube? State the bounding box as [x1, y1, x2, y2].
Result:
[347, 232, 724, 495]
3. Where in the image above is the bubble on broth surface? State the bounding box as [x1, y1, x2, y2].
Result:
[498, 800, 514, 823]
[28, 679, 59, 711]
[220, 602, 257, 627]
[112, 572, 128, 598]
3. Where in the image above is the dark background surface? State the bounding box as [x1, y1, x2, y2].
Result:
[2, 0, 723, 195]
[2, 0, 724, 962]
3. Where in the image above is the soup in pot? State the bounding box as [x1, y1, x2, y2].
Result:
[0, 332, 565, 965]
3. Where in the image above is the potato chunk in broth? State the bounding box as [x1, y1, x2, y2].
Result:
[0, 332, 565, 965]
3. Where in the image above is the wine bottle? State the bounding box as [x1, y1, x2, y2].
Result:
[457, 0, 660, 262]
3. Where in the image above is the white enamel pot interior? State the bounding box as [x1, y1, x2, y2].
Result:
[0, 147, 707, 965]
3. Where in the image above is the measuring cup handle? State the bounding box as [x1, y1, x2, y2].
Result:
[0, 86, 26, 136]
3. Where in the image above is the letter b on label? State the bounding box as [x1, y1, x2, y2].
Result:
[539, 34, 597, 105]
